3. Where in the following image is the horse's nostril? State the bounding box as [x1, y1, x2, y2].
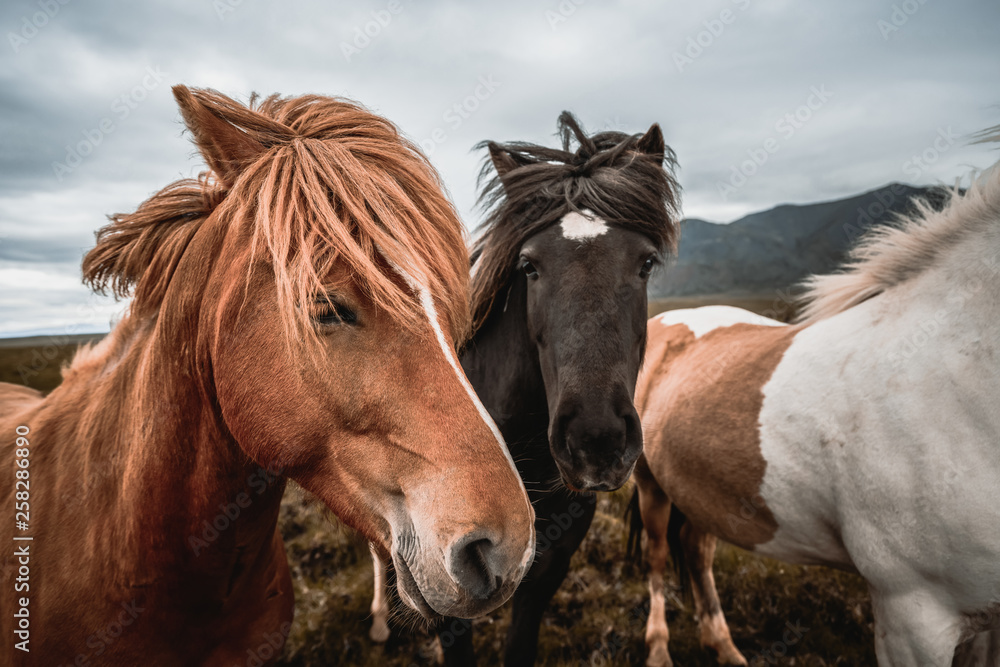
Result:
[448, 535, 502, 600]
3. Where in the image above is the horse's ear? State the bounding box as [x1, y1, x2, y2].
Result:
[636, 123, 665, 164]
[488, 142, 530, 178]
[172, 85, 266, 188]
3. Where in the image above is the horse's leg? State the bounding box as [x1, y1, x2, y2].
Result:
[952, 629, 1000, 666]
[368, 546, 391, 643]
[679, 523, 746, 665]
[871, 587, 963, 667]
[634, 459, 674, 667]
[434, 616, 475, 667]
[502, 491, 597, 667]
[370, 547, 463, 664]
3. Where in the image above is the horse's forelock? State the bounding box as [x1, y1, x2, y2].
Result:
[83, 91, 471, 347]
[469, 114, 681, 330]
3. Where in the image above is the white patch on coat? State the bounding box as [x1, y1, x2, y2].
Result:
[654, 305, 785, 339]
[559, 210, 608, 241]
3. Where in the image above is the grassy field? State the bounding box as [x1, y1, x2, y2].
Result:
[0, 334, 102, 390]
[0, 324, 875, 666]
[278, 486, 874, 667]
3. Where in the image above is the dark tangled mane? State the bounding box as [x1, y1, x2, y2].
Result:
[469, 112, 681, 330]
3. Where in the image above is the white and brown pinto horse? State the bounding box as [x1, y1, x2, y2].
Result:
[633, 159, 1000, 666]
[0, 87, 534, 665]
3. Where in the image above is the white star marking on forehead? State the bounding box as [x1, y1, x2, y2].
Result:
[559, 210, 608, 241]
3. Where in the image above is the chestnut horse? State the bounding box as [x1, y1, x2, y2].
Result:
[631, 149, 1000, 666]
[370, 112, 681, 665]
[0, 86, 535, 666]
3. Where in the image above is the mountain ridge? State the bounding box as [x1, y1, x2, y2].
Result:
[649, 182, 951, 301]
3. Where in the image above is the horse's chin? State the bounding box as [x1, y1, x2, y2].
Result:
[392, 548, 522, 620]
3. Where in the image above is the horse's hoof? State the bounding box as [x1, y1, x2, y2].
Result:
[369, 620, 390, 643]
[646, 643, 674, 667]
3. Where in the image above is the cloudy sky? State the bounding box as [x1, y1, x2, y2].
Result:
[1, 0, 997, 336]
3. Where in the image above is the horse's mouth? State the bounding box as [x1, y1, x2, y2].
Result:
[557, 468, 615, 493]
[558, 474, 589, 493]
[563, 477, 619, 493]
[392, 553, 437, 620]
[556, 458, 638, 493]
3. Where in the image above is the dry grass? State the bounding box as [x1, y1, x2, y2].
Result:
[276, 486, 875, 666]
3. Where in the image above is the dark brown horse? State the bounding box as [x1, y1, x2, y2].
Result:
[0, 86, 535, 666]
[371, 112, 681, 665]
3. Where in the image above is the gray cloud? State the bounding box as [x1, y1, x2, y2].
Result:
[1, 0, 998, 334]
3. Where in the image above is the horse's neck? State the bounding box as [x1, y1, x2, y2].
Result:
[42, 316, 284, 586]
[462, 278, 550, 467]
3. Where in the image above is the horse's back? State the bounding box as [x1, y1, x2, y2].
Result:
[637, 306, 798, 549]
[0, 382, 43, 424]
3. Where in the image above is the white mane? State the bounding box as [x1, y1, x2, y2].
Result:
[797, 130, 1000, 324]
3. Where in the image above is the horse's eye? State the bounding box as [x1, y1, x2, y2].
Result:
[639, 256, 658, 279]
[520, 259, 539, 279]
[313, 300, 357, 326]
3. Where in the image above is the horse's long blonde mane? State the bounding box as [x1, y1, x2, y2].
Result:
[797, 127, 1000, 324]
[83, 89, 471, 343]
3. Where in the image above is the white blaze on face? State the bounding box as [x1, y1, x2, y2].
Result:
[384, 257, 535, 568]
[655, 305, 785, 339]
[559, 210, 608, 241]
[383, 256, 511, 452]
[413, 284, 507, 450]
[411, 281, 537, 567]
